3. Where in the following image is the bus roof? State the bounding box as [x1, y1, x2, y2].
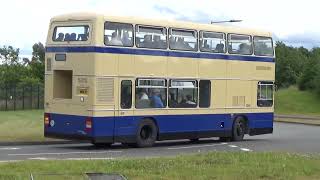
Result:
[50, 12, 272, 37]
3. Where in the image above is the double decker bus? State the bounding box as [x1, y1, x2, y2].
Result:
[44, 13, 275, 147]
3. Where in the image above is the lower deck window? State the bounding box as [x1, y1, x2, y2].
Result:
[169, 80, 198, 108]
[135, 79, 167, 108]
[53, 70, 73, 99]
[257, 81, 273, 107]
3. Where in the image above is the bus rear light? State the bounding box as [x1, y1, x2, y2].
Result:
[85, 117, 93, 131]
[44, 113, 50, 127]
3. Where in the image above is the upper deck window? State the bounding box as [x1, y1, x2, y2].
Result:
[200, 31, 226, 53]
[53, 26, 90, 42]
[228, 34, 252, 55]
[170, 29, 198, 51]
[254, 37, 274, 56]
[136, 26, 167, 49]
[104, 22, 133, 47]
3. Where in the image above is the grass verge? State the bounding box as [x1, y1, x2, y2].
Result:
[275, 86, 320, 116]
[0, 110, 45, 142]
[0, 152, 320, 180]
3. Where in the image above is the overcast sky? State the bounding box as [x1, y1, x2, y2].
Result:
[1, 0, 319, 56]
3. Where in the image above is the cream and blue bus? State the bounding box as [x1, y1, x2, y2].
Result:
[44, 13, 275, 147]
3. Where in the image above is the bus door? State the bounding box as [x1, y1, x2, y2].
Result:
[115, 78, 134, 138]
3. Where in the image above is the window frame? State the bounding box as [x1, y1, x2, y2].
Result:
[168, 79, 198, 108]
[227, 33, 253, 55]
[52, 25, 91, 42]
[253, 36, 274, 57]
[169, 28, 199, 52]
[104, 21, 134, 47]
[199, 31, 226, 54]
[135, 25, 168, 50]
[257, 81, 274, 107]
[135, 78, 167, 109]
[120, 80, 132, 109]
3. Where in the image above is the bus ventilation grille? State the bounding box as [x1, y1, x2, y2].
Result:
[96, 78, 114, 104]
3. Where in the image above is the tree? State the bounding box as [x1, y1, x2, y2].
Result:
[28, 42, 45, 83]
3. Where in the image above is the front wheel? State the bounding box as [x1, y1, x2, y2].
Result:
[232, 117, 246, 141]
[135, 119, 158, 148]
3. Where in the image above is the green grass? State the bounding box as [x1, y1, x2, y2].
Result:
[0, 152, 320, 180]
[0, 110, 44, 142]
[275, 86, 320, 116]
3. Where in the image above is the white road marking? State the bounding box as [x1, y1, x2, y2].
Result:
[0, 160, 22, 163]
[0, 147, 20, 150]
[240, 148, 252, 152]
[167, 143, 226, 150]
[27, 157, 115, 161]
[228, 145, 238, 148]
[8, 150, 122, 156]
[66, 157, 114, 160]
[220, 143, 228, 145]
[29, 157, 55, 160]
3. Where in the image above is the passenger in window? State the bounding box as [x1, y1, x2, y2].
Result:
[56, 33, 64, 41]
[216, 43, 225, 53]
[150, 89, 164, 108]
[186, 95, 196, 106]
[168, 93, 178, 108]
[136, 89, 150, 108]
[153, 35, 161, 48]
[142, 35, 152, 47]
[239, 43, 251, 54]
[109, 32, 123, 46]
[122, 31, 131, 46]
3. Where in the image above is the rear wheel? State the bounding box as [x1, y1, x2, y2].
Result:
[231, 117, 246, 141]
[92, 143, 112, 148]
[189, 138, 199, 142]
[135, 119, 158, 148]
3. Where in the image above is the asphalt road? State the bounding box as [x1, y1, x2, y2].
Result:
[0, 122, 319, 162]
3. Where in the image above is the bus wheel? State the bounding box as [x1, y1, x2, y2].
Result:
[92, 143, 112, 148]
[219, 137, 231, 142]
[232, 117, 246, 141]
[135, 119, 157, 148]
[189, 138, 199, 142]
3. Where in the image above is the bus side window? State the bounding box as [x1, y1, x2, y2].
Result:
[169, 29, 198, 52]
[253, 36, 274, 57]
[169, 80, 198, 108]
[135, 25, 167, 49]
[121, 80, 132, 109]
[199, 80, 211, 108]
[228, 34, 252, 55]
[200, 31, 226, 53]
[104, 22, 134, 47]
[257, 81, 274, 107]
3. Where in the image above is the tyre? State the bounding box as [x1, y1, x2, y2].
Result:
[189, 138, 199, 142]
[219, 137, 231, 142]
[92, 143, 112, 148]
[231, 116, 246, 141]
[135, 119, 158, 148]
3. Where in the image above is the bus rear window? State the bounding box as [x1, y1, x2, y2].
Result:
[53, 25, 90, 42]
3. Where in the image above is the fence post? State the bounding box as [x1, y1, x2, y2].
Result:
[5, 84, 7, 111]
[13, 85, 16, 111]
[37, 84, 40, 109]
[30, 85, 33, 109]
[22, 86, 25, 110]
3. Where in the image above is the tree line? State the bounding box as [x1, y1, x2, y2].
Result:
[0, 42, 319, 95]
[0, 43, 44, 87]
[276, 42, 320, 95]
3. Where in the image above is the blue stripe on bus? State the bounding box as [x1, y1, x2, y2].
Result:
[45, 112, 273, 138]
[46, 46, 275, 62]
